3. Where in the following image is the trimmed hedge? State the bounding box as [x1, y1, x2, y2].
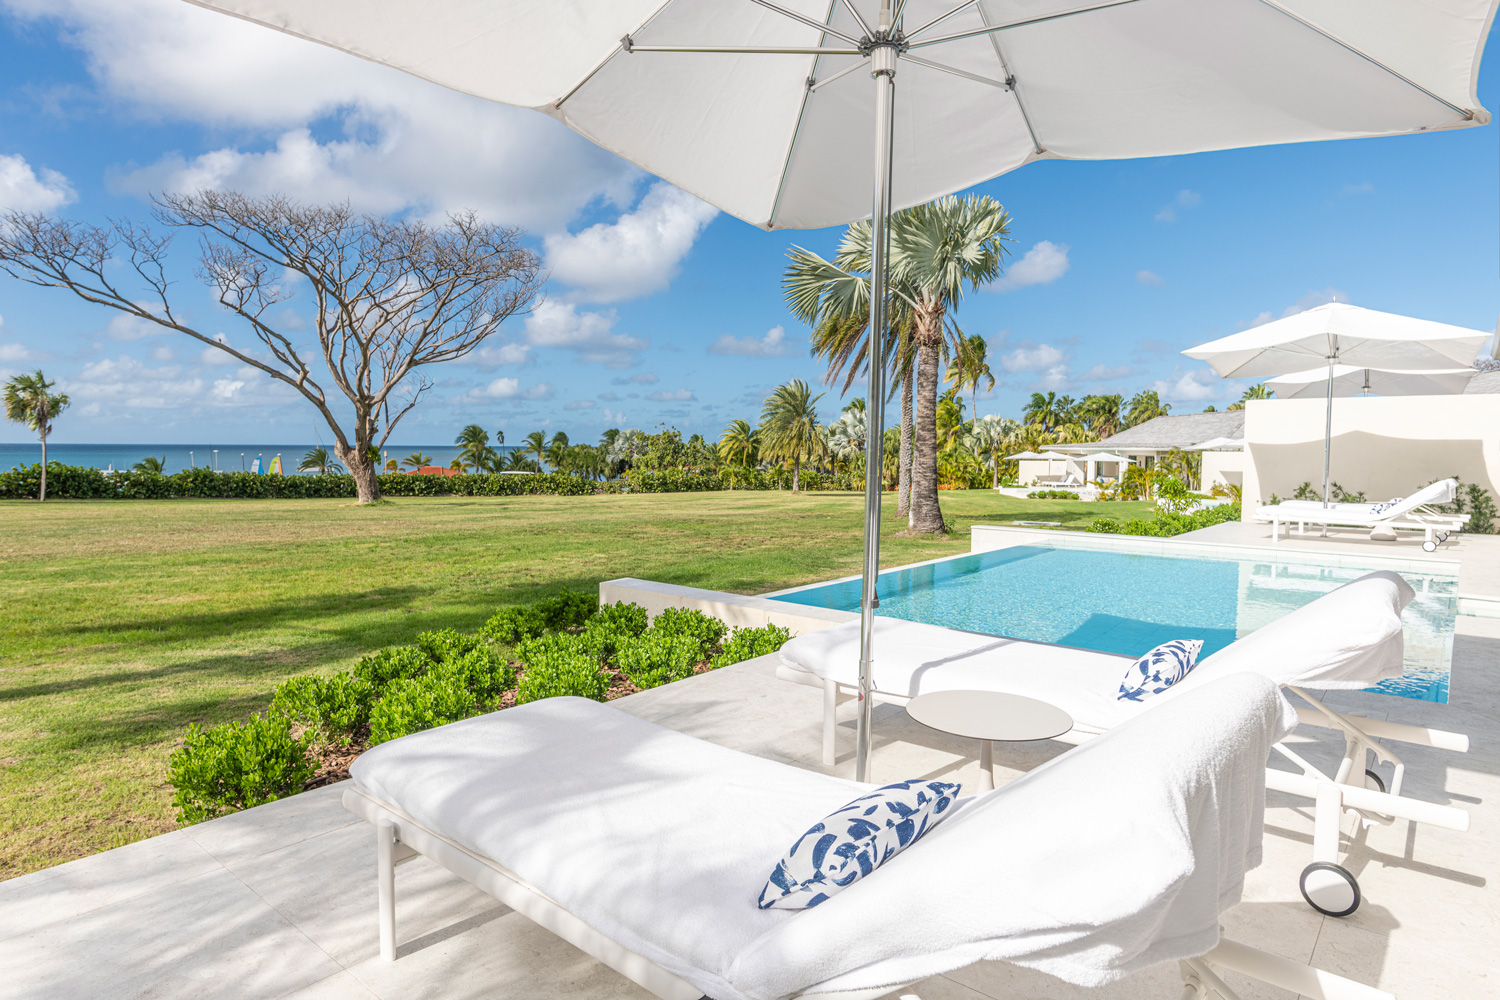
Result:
[624, 468, 862, 493]
[165, 589, 791, 823]
[0, 463, 607, 500]
[1088, 502, 1242, 537]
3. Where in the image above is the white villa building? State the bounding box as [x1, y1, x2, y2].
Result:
[1025, 411, 1248, 490]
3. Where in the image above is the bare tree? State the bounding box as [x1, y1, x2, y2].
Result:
[0, 192, 543, 502]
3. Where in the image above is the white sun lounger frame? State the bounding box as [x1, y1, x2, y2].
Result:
[783, 668, 1470, 916]
[343, 788, 1395, 1000]
[1254, 479, 1469, 550]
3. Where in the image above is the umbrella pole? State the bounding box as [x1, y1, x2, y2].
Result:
[1322, 356, 1335, 507]
[855, 31, 898, 784]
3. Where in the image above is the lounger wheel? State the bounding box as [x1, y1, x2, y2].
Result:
[1422, 540, 1437, 552]
[1300, 862, 1361, 917]
[1364, 768, 1386, 794]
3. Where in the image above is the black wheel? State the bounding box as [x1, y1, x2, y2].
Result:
[1365, 768, 1386, 794]
[1438, 531, 1450, 544]
[1300, 862, 1361, 917]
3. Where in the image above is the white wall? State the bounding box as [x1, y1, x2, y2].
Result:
[1241, 395, 1500, 517]
[1202, 450, 1244, 490]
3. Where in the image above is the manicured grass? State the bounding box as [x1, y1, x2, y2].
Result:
[0, 490, 1151, 876]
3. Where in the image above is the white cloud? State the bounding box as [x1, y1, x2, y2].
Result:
[104, 313, 162, 341]
[1135, 270, 1165, 287]
[544, 183, 718, 303]
[647, 388, 694, 402]
[522, 301, 645, 369]
[1341, 181, 1375, 196]
[1242, 287, 1349, 329]
[66, 355, 289, 411]
[467, 341, 531, 367]
[0, 343, 30, 363]
[600, 408, 626, 424]
[1036, 365, 1072, 391]
[613, 372, 658, 385]
[598, 391, 621, 402]
[151, 344, 173, 361]
[0, 153, 75, 212]
[1079, 363, 1133, 381]
[563, 399, 596, 411]
[1151, 368, 1221, 402]
[989, 241, 1070, 293]
[468, 377, 555, 401]
[1155, 189, 1202, 223]
[999, 340, 1067, 374]
[11, 0, 640, 229]
[708, 324, 795, 357]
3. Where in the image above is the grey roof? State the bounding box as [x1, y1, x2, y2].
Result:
[1079, 411, 1247, 452]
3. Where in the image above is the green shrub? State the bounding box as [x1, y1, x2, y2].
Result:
[615, 632, 702, 689]
[1088, 502, 1241, 537]
[1465, 483, 1498, 534]
[352, 645, 433, 689]
[368, 673, 478, 745]
[168, 715, 316, 824]
[414, 628, 485, 663]
[438, 647, 517, 704]
[515, 642, 609, 704]
[649, 607, 728, 656]
[709, 624, 793, 670]
[481, 605, 548, 645]
[536, 589, 600, 631]
[1292, 481, 1318, 501]
[1026, 489, 1080, 500]
[269, 673, 372, 748]
[589, 601, 650, 636]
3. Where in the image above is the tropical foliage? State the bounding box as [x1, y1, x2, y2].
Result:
[3, 369, 69, 501]
[758, 379, 828, 492]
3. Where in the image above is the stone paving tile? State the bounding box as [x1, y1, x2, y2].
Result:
[187, 783, 359, 868]
[0, 867, 340, 1000]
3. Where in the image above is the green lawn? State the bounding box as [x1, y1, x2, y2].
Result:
[0, 490, 1150, 877]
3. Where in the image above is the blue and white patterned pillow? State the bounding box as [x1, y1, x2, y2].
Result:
[1118, 639, 1204, 701]
[757, 779, 961, 910]
[1369, 497, 1404, 515]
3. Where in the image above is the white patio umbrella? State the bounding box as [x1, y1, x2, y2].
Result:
[1182, 437, 1244, 451]
[1004, 450, 1045, 460]
[1266, 365, 1476, 398]
[1184, 304, 1490, 506]
[185, 0, 1497, 781]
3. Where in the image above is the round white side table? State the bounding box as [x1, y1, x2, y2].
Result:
[905, 690, 1074, 791]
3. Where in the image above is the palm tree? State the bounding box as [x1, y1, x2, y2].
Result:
[544, 431, 571, 472]
[1124, 390, 1171, 428]
[946, 334, 994, 422]
[718, 418, 759, 467]
[785, 194, 1011, 533]
[505, 448, 539, 472]
[968, 414, 1021, 488]
[1227, 383, 1271, 410]
[758, 379, 829, 492]
[454, 424, 493, 473]
[524, 430, 547, 471]
[133, 455, 166, 474]
[1022, 391, 1070, 431]
[3, 369, 70, 501]
[298, 447, 345, 474]
[402, 452, 432, 470]
[826, 407, 867, 470]
[1075, 394, 1124, 439]
[935, 388, 967, 452]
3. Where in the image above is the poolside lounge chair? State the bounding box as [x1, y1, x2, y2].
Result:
[1255, 478, 1468, 551]
[777, 571, 1470, 918]
[344, 676, 1396, 1000]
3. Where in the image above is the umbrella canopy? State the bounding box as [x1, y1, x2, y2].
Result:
[184, 0, 1498, 780]
[1004, 450, 1045, 460]
[1182, 437, 1244, 451]
[1267, 365, 1476, 398]
[180, 1, 1495, 231]
[1084, 451, 1134, 463]
[1183, 303, 1490, 378]
[1035, 450, 1072, 460]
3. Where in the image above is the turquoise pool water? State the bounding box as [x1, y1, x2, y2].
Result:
[770, 545, 1458, 702]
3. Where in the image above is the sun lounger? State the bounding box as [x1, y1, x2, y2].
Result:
[344, 677, 1395, 1000]
[1255, 479, 1468, 550]
[777, 571, 1470, 917]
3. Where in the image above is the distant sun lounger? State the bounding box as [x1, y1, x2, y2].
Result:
[1255, 478, 1468, 550]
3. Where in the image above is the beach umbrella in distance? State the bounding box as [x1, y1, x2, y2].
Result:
[1181, 438, 1243, 451]
[184, 0, 1497, 782]
[1266, 365, 1476, 399]
[1184, 304, 1490, 506]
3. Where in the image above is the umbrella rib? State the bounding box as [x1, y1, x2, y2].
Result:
[767, 0, 841, 228]
[974, 3, 1045, 155]
[626, 45, 863, 53]
[901, 54, 1009, 89]
[747, 0, 867, 46]
[554, 0, 677, 109]
[837, 0, 875, 38]
[905, 0, 983, 40]
[907, 0, 1144, 49]
[809, 56, 872, 91]
[1251, 0, 1473, 120]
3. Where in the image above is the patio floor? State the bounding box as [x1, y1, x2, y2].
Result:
[3, 574, 1498, 998]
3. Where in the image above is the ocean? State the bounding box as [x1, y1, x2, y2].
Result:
[0, 443, 515, 474]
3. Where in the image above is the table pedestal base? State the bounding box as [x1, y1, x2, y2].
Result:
[978, 739, 995, 791]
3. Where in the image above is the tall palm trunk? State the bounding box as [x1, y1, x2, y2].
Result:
[38, 422, 48, 502]
[908, 333, 946, 534]
[897, 365, 913, 515]
[792, 458, 800, 493]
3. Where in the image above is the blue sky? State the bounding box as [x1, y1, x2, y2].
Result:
[1, 0, 1497, 448]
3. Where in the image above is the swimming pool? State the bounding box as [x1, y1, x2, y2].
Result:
[768, 544, 1458, 702]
